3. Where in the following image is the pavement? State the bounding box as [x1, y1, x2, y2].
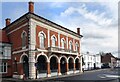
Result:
[1, 68, 119, 82]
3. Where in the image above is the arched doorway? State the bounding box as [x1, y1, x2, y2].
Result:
[37, 55, 47, 74]
[75, 58, 80, 70]
[68, 58, 74, 71]
[50, 56, 58, 76]
[60, 57, 67, 74]
[23, 56, 29, 78]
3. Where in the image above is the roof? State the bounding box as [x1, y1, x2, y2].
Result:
[0, 30, 9, 43]
[3, 12, 83, 38]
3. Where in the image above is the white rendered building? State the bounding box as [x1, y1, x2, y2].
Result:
[83, 52, 101, 70]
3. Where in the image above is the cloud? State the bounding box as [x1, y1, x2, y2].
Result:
[60, 4, 114, 27]
[51, 2, 118, 56]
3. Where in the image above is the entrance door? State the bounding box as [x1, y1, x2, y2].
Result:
[60, 57, 66, 74]
[23, 56, 29, 78]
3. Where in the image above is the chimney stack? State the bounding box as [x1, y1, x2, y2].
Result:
[5, 18, 11, 26]
[29, 1, 34, 13]
[77, 28, 80, 35]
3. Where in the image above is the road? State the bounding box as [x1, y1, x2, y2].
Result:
[46, 68, 120, 82]
[2, 68, 120, 82]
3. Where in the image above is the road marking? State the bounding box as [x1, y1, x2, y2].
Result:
[98, 74, 106, 78]
[103, 74, 120, 78]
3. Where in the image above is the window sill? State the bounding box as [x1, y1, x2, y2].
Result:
[22, 46, 26, 49]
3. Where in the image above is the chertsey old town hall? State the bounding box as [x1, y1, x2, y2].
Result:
[0, 2, 83, 79]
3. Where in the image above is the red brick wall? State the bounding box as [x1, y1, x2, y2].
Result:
[2, 59, 12, 77]
[8, 23, 28, 51]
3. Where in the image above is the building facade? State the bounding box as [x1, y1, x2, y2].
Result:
[83, 52, 101, 70]
[2, 2, 83, 79]
[101, 53, 117, 68]
[0, 30, 12, 77]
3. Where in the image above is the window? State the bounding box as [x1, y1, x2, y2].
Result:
[69, 41, 73, 51]
[0, 62, 7, 73]
[61, 38, 65, 49]
[52, 36, 56, 47]
[75, 42, 79, 52]
[21, 31, 27, 49]
[39, 33, 45, 48]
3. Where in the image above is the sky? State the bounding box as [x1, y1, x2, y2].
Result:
[0, 0, 119, 57]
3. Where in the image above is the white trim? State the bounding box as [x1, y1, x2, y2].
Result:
[73, 39, 75, 51]
[59, 55, 68, 63]
[31, 19, 80, 40]
[13, 75, 23, 79]
[61, 38, 65, 42]
[36, 52, 49, 62]
[66, 71, 69, 75]
[49, 54, 59, 63]
[68, 56, 75, 63]
[37, 48, 48, 52]
[12, 48, 28, 54]
[61, 38, 66, 49]
[38, 31, 46, 38]
[58, 33, 60, 48]
[66, 36, 68, 49]
[69, 40, 73, 45]
[21, 30, 27, 38]
[58, 73, 61, 75]
[47, 74, 51, 77]
[48, 29, 50, 47]
[7, 23, 28, 35]
[19, 52, 28, 63]
[75, 57, 80, 63]
[51, 35, 57, 41]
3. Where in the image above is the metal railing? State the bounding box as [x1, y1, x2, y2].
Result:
[48, 47, 78, 54]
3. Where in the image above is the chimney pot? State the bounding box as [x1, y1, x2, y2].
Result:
[77, 28, 80, 35]
[29, 1, 34, 13]
[5, 18, 11, 26]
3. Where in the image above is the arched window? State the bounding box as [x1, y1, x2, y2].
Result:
[39, 33, 45, 48]
[61, 38, 65, 49]
[21, 31, 27, 49]
[69, 41, 73, 51]
[75, 42, 79, 52]
[52, 36, 56, 47]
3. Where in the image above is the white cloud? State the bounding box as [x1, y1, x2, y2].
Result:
[52, 2, 118, 57]
[60, 4, 114, 27]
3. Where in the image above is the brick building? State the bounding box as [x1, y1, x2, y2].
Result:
[101, 53, 117, 68]
[0, 30, 12, 77]
[1, 2, 83, 79]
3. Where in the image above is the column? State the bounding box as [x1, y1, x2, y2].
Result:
[80, 57, 83, 73]
[48, 29, 50, 47]
[66, 63, 69, 74]
[58, 62, 61, 75]
[66, 36, 68, 49]
[73, 39, 75, 51]
[47, 62, 51, 77]
[73, 63, 76, 73]
[58, 33, 60, 48]
[29, 51, 36, 79]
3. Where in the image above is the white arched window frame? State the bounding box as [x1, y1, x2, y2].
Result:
[69, 40, 73, 51]
[21, 30, 27, 49]
[75, 42, 79, 52]
[61, 38, 66, 49]
[51, 35, 57, 47]
[38, 31, 46, 49]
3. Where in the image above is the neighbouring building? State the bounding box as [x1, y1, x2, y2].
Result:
[0, 30, 12, 77]
[83, 52, 101, 70]
[1, 2, 83, 79]
[101, 53, 117, 68]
